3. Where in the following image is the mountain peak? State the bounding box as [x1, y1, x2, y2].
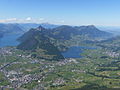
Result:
[87, 25, 97, 29]
[36, 25, 46, 31]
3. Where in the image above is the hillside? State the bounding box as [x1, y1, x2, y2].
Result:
[0, 23, 24, 34]
[97, 36, 120, 52]
[0, 32, 3, 38]
[17, 26, 64, 60]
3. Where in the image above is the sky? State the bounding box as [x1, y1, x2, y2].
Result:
[0, 0, 120, 26]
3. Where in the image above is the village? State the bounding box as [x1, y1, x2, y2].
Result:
[0, 47, 84, 89]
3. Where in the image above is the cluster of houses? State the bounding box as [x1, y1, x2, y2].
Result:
[0, 47, 84, 89]
[104, 51, 120, 58]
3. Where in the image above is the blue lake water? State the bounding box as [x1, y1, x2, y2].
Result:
[0, 34, 22, 48]
[62, 46, 96, 58]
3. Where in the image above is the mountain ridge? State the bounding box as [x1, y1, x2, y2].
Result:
[17, 26, 64, 61]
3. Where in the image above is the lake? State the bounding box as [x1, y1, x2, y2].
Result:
[62, 46, 96, 58]
[0, 34, 22, 48]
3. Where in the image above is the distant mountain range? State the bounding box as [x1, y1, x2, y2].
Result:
[0, 23, 59, 38]
[97, 26, 120, 36]
[0, 23, 113, 38]
[0, 23, 24, 34]
[18, 23, 59, 31]
[43, 25, 112, 40]
[0, 23, 25, 39]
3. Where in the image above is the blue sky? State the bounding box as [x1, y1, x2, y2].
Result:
[0, 0, 120, 26]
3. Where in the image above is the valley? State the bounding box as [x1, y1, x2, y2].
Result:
[0, 25, 120, 90]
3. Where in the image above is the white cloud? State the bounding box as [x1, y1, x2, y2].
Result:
[39, 18, 45, 21]
[0, 17, 46, 23]
[55, 18, 65, 24]
[6, 18, 17, 21]
[0, 18, 18, 23]
[26, 17, 32, 21]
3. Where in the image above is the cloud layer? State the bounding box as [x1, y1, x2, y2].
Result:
[0, 17, 66, 25]
[0, 17, 46, 23]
